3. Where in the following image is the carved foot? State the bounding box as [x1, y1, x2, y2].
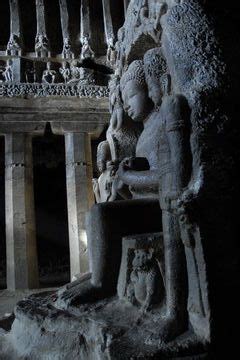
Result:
[54, 279, 105, 310]
[145, 313, 188, 344]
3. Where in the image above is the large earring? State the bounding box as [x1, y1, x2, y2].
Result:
[161, 74, 171, 95]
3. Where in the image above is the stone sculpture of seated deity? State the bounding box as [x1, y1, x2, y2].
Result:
[55, 60, 163, 309]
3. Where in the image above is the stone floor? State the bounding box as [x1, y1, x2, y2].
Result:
[0, 288, 57, 318]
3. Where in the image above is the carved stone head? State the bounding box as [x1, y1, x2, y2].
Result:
[120, 60, 151, 121]
[132, 248, 154, 269]
[144, 47, 170, 106]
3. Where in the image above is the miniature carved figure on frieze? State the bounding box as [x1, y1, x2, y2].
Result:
[59, 62, 71, 83]
[80, 35, 95, 60]
[62, 37, 74, 59]
[42, 62, 57, 84]
[3, 60, 13, 83]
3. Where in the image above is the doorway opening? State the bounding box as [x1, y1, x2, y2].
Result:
[33, 126, 70, 287]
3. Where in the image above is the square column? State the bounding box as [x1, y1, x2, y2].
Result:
[65, 133, 94, 279]
[5, 133, 39, 290]
[59, 0, 74, 58]
[7, 0, 22, 56]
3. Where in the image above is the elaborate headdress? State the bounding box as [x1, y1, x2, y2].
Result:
[120, 60, 146, 91]
[143, 47, 168, 83]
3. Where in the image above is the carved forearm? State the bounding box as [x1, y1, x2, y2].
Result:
[119, 169, 159, 189]
[168, 129, 192, 193]
[165, 95, 192, 193]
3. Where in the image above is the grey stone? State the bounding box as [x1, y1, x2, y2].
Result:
[117, 232, 164, 310]
[64, 132, 94, 278]
[0, 0, 238, 358]
[5, 133, 39, 290]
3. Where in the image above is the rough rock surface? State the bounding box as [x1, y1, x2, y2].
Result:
[0, 291, 207, 360]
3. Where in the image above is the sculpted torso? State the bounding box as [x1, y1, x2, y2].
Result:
[130, 112, 162, 198]
[118, 71, 163, 200]
[136, 112, 160, 168]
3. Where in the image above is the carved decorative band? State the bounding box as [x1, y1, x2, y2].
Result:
[65, 161, 90, 168]
[0, 83, 109, 98]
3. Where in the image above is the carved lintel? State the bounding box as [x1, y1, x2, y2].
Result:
[7, 0, 22, 55]
[35, 0, 50, 57]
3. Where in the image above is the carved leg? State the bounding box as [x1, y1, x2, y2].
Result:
[55, 199, 161, 309]
[151, 210, 188, 342]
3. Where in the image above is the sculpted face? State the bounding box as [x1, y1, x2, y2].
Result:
[132, 249, 152, 268]
[121, 80, 149, 121]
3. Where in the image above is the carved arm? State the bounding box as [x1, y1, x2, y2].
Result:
[165, 95, 192, 195]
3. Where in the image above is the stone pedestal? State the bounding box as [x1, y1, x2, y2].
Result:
[65, 132, 94, 279]
[5, 133, 39, 290]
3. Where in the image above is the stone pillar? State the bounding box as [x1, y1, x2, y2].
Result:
[64, 133, 94, 279]
[35, 0, 50, 57]
[80, 0, 94, 59]
[102, 0, 114, 45]
[7, 0, 22, 56]
[5, 133, 39, 290]
[102, 0, 115, 64]
[123, 0, 130, 16]
[59, 0, 74, 59]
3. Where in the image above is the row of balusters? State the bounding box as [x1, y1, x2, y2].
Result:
[0, 0, 127, 58]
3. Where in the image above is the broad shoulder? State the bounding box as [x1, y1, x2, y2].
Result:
[162, 94, 191, 126]
[162, 94, 189, 112]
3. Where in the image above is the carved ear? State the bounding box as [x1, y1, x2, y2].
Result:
[148, 248, 154, 259]
[160, 73, 171, 94]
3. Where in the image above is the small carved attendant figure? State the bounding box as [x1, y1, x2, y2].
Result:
[59, 62, 71, 83]
[35, 34, 49, 55]
[7, 34, 21, 53]
[70, 60, 81, 82]
[62, 37, 73, 59]
[42, 62, 57, 84]
[93, 162, 118, 203]
[80, 35, 95, 60]
[78, 67, 95, 85]
[109, 80, 124, 131]
[127, 248, 163, 312]
[92, 141, 119, 203]
[3, 60, 13, 82]
[25, 62, 36, 83]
